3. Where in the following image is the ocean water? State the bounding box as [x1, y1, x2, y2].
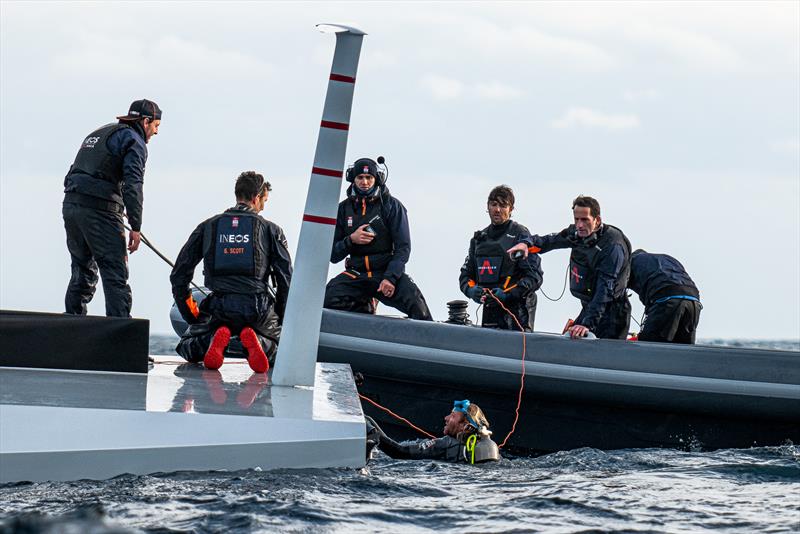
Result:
[1, 338, 798, 533]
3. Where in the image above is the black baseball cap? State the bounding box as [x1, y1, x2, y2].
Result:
[117, 99, 162, 121]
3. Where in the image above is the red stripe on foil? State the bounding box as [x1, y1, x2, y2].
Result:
[330, 73, 356, 83]
[303, 214, 337, 225]
[321, 120, 349, 130]
[311, 167, 343, 178]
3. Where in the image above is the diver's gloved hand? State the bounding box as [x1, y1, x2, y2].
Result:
[491, 288, 508, 302]
[466, 286, 484, 304]
[365, 416, 383, 462]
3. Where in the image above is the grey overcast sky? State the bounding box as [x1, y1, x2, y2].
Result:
[1, 1, 798, 339]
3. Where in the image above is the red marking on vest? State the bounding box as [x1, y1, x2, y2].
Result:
[232, 217, 239, 228]
[303, 214, 337, 225]
[321, 120, 349, 130]
[311, 166, 343, 178]
[479, 260, 495, 275]
[330, 73, 356, 83]
[572, 266, 581, 284]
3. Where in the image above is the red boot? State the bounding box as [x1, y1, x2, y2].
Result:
[204, 326, 231, 370]
[240, 327, 269, 373]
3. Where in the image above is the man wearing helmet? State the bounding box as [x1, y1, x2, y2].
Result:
[324, 157, 432, 320]
[365, 399, 501, 464]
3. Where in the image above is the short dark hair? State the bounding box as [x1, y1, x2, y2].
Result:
[572, 195, 601, 218]
[235, 171, 271, 201]
[488, 185, 515, 208]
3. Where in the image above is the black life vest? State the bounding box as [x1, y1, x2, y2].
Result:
[65, 123, 129, 185]
[473, 221, 524, 289]
[343, 196, 393, 273]
[568, 224, 631, 302]
[205, 212, 263, 280]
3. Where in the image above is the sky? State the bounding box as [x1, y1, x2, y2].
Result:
[1, 1, 798, 339]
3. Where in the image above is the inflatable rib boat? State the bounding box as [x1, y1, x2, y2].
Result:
[170, 302, 799, 455]
[315, 310, 799, 454]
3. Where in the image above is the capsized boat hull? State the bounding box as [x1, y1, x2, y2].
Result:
[316, 310, 800, 454]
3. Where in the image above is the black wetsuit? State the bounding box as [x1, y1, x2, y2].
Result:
[459, 220, 543, 331]
[62, 122, 148, 317]
[324, 185, 432, 320]
[629, 251, 701, 344]
[170, 203, 293, 362]
[367, 423, 499, 464]
[528, 224, 632, 339]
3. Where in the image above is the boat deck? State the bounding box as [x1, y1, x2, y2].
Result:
[0, 356, 366, 482]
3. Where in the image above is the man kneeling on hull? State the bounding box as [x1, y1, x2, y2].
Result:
[324, 157, 432, 320]
[459, 185, 543, 331]
[366, 400, 500, 464]
[170, 171, 293, 373]
[629, 249, 702, 344]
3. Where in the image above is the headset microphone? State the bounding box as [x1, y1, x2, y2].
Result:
[376, 155, 388, 185]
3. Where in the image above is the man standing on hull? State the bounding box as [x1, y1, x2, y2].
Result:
[324, 157, 432, 321]
[170, 171, 292, 373]
[459, 185, 543, 331]
[62, 99, 161, 317]
[629, 249, 702, 344]
[509, 195, 632, 339]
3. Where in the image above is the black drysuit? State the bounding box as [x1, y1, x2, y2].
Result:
[324, 185, 432, 320]
[170, 204, 293, 362]
[629, 250, 701, 344]
[527, 224, 632, 339]
[459, 220, 543, 331]
[62, 121, 148, 317]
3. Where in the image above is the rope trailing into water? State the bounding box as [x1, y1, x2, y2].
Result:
[358, 393, 437, 439]
[483, 291, 527, 449]
[359, 291, 529, 449]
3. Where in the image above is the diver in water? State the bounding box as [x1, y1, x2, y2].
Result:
[366, 400, 501, 464]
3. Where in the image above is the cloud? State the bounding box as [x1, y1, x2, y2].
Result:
[420, 76, 523, 101]
[365, 49, 397, 68]
[415, 13, 617, 72]
[551, 107, 640, 131]
[420, 75, 465, 100]
[623, 89, 660, 102]
[623, 21, 744, 73]
[474, 82, 524, 100]
[770, 137, 800, 156]
[50, 34, 272, 81]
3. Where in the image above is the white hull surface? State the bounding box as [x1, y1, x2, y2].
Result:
[0, 357, 365, 482]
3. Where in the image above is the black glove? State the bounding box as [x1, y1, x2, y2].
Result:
[491, 288, 509, 302]
[466, 286, 484, 304]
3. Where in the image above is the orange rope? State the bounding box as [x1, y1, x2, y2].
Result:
[484, 291, 527, 449]
[359, 393, 437, 439]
